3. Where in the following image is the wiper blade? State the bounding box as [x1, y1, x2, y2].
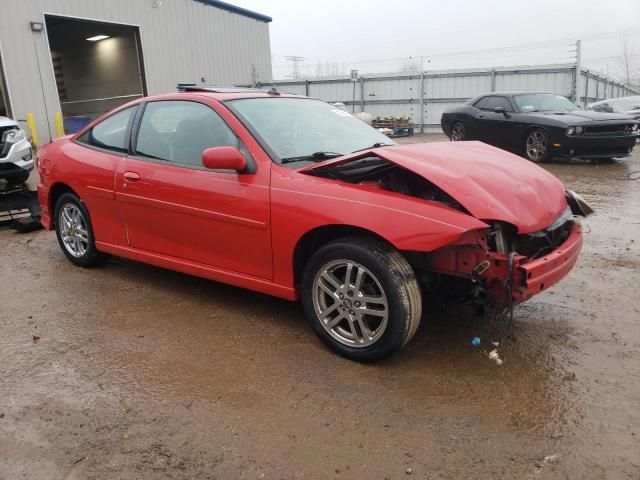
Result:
[351, 142, 394, 153]
[280, 151, 344, 164]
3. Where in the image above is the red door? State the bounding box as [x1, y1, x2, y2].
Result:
[114, 99, 272, 280]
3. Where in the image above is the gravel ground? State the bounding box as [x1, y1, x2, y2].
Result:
[1, 134, 639, 479]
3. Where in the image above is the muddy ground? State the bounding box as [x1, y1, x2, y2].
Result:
[1, 134, 639, 479]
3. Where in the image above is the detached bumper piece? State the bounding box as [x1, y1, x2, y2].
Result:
[513, 221, 582, 301]
[0, 181, 43, 232]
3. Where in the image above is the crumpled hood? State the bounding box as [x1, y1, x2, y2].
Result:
[300, 141, 567, 234]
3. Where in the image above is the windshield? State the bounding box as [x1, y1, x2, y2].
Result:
[514, 94, 580, 113]
[227, 97, 395, 166]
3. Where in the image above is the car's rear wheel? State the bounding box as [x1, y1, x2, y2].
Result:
[54, 193, 106, 267]
[450, 122, 466, 141]
[524, 128, 550, 162]
[301, 237, 422, 362]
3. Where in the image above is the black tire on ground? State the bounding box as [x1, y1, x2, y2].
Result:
[2, 170, 30, 185]
[54, 192, 107, 267]
[524, 128, 551, 162]
[301, 236, 422, 362]
[450, 122, 466, 141]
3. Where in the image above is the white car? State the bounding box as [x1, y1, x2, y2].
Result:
[588, 96, 640, 120]
[0, 116, 33, 184]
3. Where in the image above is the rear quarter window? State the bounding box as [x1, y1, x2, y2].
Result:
[76, 106, 137, 153]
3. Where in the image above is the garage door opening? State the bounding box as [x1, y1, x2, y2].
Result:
[45, 15, 147, 131]
[0, 46, 11, 118]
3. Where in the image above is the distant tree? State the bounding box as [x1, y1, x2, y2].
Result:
[399, 58, 418, 73]
[312, 60, 347, 77]
[618, 37, 640, 89]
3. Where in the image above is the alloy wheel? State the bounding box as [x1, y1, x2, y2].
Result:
[451, 124, 465, 141]
[312, 259, 389, 347]
[526, 131, 547, 161]
[58, 203, 89, 258]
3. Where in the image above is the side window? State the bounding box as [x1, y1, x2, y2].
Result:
[135, 101, 238, 167]
[482, 96, 514, 112]
[473, 97, 489, 110]
[77, 106, 136, 153]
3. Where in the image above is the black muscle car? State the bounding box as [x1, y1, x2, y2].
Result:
[441, 92, 639, 162]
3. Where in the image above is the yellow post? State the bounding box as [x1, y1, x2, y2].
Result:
[25, 113, 39, 149]
[54, 112, 64, 138]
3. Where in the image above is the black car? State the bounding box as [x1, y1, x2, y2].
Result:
[441, 92, 639, 162]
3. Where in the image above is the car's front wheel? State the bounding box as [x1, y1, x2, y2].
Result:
[450, 122, 466, 141]
[301, 237, 422, 362]
[524, 128, 550, 162]
[54, 193, 106, 267]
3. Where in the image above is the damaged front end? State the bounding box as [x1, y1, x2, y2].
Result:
[301, 142, 592, 315]
[418, 192, 591, 313]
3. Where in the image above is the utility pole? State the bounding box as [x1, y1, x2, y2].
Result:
[285, 56, 305, 80]
[574, 40, 582, 104]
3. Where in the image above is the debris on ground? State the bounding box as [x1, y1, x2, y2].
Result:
[32, 335, 41, 343]
[488, 349, 504, 366]
[471, 336, 481, 346]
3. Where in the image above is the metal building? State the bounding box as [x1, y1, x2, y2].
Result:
[0, 0, 272, 145]
[268, 64, 639, 133]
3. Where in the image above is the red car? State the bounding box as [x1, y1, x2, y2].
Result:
[37, 88, 592, 362]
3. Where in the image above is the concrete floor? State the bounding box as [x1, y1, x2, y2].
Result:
[1, 135, 639, 479]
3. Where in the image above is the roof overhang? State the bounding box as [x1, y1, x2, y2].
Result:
[193, 0, 272, 22]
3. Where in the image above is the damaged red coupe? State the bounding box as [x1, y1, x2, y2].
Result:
[37, 88, 592, 361]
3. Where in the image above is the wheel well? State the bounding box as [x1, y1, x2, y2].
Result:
[49, 183, 78, 225]
[292, 225, 392, 286]
[522, 125, 549, 142]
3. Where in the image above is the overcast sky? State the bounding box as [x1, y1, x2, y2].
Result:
[235, 0, 640, 81]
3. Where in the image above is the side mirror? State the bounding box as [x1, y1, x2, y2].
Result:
[494, 106, 508, 116]
[202, 146, 247, 172]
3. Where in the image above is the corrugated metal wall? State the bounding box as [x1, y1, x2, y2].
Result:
[268, 65, 639, 133]
[0, 0, 271, 143]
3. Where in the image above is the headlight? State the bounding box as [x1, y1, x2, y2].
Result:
[2, 128, 26, 144]
[566, 126, 583, 136]
[566, 127, 575, 135]
[575, 126, 584, 135]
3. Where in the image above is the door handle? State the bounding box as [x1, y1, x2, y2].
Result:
[123, 171, 141, 182]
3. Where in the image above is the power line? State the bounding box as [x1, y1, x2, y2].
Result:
[279, 28, 640, 70]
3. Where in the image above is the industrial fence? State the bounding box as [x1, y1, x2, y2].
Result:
[261, 64, 639, 133]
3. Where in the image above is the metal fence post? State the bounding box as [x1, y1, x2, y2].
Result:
[490, 70, 496, 92]
[583, 71, 589, 107]
[419, 70, 425, 134]
[359, 76, 365, 113]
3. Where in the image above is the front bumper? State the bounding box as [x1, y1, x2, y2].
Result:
[0, 138, 34, 175]
[512, 221, 583, 301]
[551, 134, 636, 159]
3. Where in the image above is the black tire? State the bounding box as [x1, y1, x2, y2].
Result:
[523, 128, 551, 162]
[54, 192, 107, 267]
[2, 170, 30, 185]
[450, 122, 466, 141]
[301, 236, 422, 362]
